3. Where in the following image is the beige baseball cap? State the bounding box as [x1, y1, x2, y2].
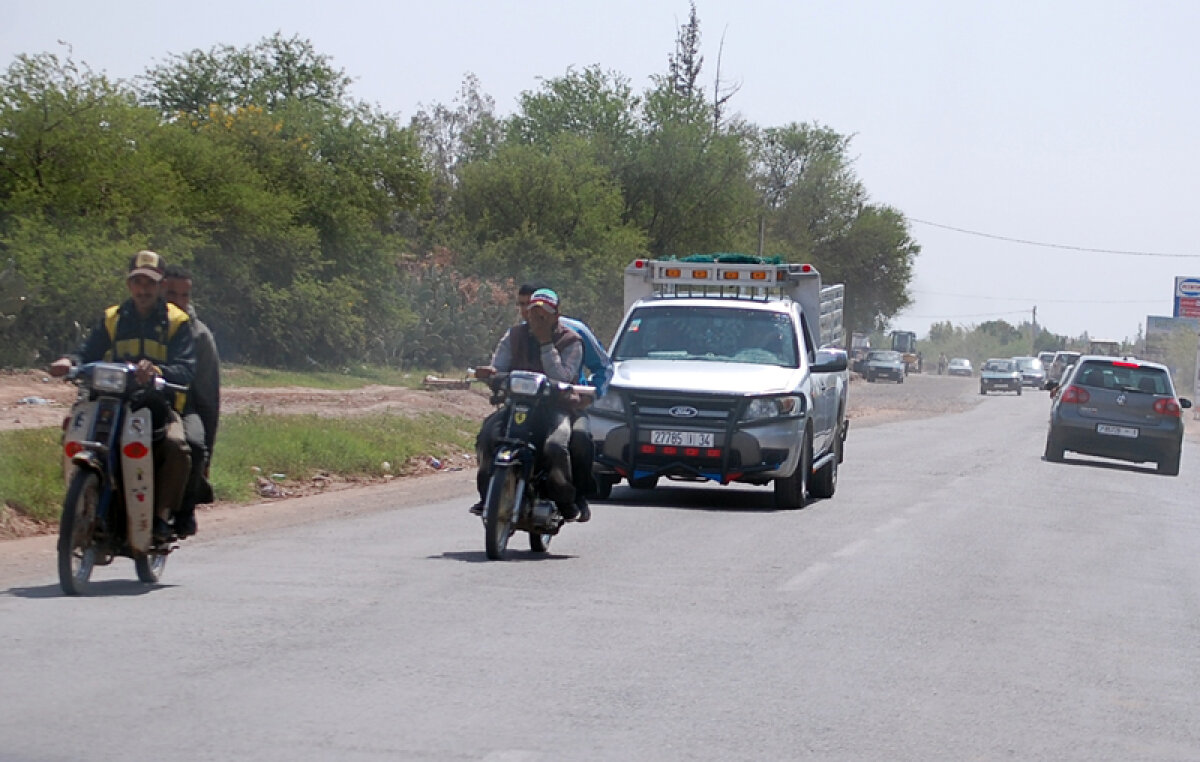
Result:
[127, 250, 165, 281]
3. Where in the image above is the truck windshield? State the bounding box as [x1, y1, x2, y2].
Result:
[613, 306, 800, 368]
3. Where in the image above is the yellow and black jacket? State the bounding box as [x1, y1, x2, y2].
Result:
[69, 298, 196, 409]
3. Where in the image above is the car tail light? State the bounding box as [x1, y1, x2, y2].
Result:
[1060, 385, 1090, 404]
[1153, 398, 1182, 417]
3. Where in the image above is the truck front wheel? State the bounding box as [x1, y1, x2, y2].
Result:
[774, 434, 810, 510]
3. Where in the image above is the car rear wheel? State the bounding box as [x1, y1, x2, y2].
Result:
[1043, 432, 1065, 462]
[1158, 448, 1181, 476]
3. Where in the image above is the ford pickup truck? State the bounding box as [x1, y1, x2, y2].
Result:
[588, 256, 849, 509]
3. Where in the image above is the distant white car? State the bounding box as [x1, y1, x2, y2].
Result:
[947, 357, 972, 377]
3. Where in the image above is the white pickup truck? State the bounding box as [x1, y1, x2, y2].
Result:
[588, 256, 849, 509]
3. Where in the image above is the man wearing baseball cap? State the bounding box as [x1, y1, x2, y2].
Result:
[50, 250, 197, 541]
[472, 287, 586, 521]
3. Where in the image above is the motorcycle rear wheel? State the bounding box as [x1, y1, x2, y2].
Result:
[484, 467, 519, 560]
[58, 470, 101, 596]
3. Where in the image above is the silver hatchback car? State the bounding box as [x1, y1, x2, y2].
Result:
[1044, 356, 1192, 475]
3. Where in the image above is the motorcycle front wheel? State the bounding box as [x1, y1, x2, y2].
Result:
[484, 467, 520, 560]
[135, 550, 168, 583]
[58, 470, 101, 596]
[529, 527, 552, 553]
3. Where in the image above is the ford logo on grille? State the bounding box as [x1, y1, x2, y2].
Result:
[669, 405, 699, 418]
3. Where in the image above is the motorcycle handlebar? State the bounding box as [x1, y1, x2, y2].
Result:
[475, 369, 595, 407]
[66, 362, 189, 395]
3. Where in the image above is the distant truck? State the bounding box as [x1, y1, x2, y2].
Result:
[1088, 340, 1121, 356]
[890, 330, 920, 373]
[588, 256, 849, 510]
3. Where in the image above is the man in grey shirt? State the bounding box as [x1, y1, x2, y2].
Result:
[164, 265, 220, 537]
[471, 288, 584, 520]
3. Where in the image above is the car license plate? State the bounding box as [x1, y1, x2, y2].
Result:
[1096, 424, 1139, 439]
[651, 430, 714, 447]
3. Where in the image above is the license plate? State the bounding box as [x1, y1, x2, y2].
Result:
[651, 430, 714, 447]
[1096, 424, 1139, 439]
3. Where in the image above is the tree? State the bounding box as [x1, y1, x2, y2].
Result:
[456, 134, 645, 330]
[409, 73, 503, 237]
[754, 123, 860, 255]
[816, 205, 918, 334]
[136, 35, 431, 366]
[140, 33, 352, 118]
[0, 52, 196, 357]
[506, 65, 639, 171]
[667, 1, 704, 100]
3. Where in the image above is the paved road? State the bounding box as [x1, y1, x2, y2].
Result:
[3, 381, 1200, 761]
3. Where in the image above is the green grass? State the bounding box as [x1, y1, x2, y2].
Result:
[0, 428, 67, 524]
[0, 411, 478, 524]
[222, 364, 468, 390]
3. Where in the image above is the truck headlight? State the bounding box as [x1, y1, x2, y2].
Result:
[592, 391, 625, 416]
[740, 395, 803, 422]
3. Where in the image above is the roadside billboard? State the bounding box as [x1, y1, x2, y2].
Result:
[1173, 277, 1200, 318]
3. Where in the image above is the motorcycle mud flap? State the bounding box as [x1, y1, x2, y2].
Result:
[121, 407, 155, 553]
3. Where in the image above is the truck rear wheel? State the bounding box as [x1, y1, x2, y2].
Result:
[809, 436, 839, 500]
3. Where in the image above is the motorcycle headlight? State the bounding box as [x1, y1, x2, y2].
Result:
[591, 391, 626, 415]
[507, 371, 545, 397]
[91, 364, 128, 393]
[740, 395, 803, 422]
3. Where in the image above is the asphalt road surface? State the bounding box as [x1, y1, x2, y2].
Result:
[3, 379, 1200, 761]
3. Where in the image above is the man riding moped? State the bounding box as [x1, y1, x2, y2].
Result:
[50, 250, 196, 541]
[472, 288, 585, 521]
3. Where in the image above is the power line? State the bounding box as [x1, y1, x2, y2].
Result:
[912, 289, 1165, 305]
[902, 310, 1032, 320]
[909, 218, 1200, 258]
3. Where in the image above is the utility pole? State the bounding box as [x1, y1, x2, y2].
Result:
[1031, 306, 1038, 352]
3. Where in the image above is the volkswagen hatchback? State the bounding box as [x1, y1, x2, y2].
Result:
[1044, 356, 1191, 475]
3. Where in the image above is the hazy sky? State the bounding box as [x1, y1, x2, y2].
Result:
[5, 0, 1199, 342]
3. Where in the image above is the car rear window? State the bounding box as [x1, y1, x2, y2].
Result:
[1073, 361, 1169, 393]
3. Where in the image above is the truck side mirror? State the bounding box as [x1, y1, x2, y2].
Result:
[813, 350, 848, 373]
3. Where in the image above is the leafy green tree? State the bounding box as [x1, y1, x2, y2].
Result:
[136, 35, 430, 366]
[506, 65, 640, 172]
[0, 53, 200, 358]
[409, 73, 503, 242]
[977, 319, 1022, 344]
[814, 205, 917, 335]
[456, 134, 645, 330]
[140, 32, 352, 117]
[623, 86, 757, 256]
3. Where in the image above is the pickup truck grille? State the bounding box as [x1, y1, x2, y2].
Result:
[628, 392, 737, 427]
